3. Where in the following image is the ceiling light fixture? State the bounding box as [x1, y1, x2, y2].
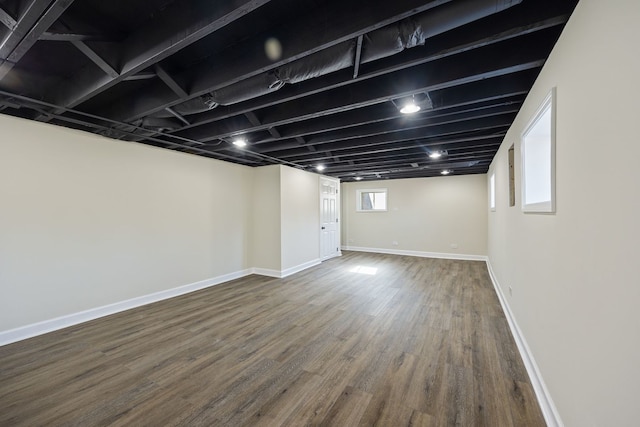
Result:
[429, 151, 442, 159]
[400, 101, 421, 114]
[354, 176, 362, 181]
[316, 165, 326, 171]
[232, 138, 247, 147]
[440, 170, 452, 175]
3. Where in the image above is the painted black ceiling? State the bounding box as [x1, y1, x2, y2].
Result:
[0, 0, 578, 181]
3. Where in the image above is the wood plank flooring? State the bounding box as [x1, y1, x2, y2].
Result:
[0, 252, 545, 426]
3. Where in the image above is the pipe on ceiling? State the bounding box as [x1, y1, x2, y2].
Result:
[361, 0, 523, 63]
[146, 0, 522, 128]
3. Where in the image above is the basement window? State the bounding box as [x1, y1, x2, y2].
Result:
[356, 189, 387, 212]
[521, 88, 556, 213]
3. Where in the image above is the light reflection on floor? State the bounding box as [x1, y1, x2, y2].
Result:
[348, 265, 378, 275]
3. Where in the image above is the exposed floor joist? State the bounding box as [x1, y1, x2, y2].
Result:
[0, 0, 578, 180]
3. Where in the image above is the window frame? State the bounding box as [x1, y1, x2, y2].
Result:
[521, 87, 556, 213]
[356, 188, 388, 212]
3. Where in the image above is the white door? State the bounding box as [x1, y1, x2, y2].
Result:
[320, 177, 340, 260]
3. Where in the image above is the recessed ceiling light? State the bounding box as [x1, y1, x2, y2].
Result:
[232, 138, 247, 147]
[441, 170, 452, 175]
[354, 176, 362, 181]
[429, 152, 442, 159]
[316, 165, 326, 171]
[400, 102, 421, 114]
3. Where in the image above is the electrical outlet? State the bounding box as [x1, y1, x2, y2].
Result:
[392, 241, 399, 246]
[450, 243, 458, 249]
[348, 238, 355, 243]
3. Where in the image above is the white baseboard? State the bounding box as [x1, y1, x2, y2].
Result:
[0, 269, 254, 347]
[485, 260, 563, 427]
[251, 267, 282, 278]
[252, 258, 322, 279]
[0, 258, 325, 347]
[341, 245, 487, 261]
[280, 259, 321, 278]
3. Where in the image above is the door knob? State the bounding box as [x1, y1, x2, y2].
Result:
[321, 226, 326, 229]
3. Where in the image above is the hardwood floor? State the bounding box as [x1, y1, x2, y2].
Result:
[0, 252, 545, 426]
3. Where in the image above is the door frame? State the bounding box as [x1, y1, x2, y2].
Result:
[319, 176, 341, 261]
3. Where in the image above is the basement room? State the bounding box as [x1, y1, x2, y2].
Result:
[1, 0, 638, 425]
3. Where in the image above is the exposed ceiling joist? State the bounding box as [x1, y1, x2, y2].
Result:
[273, 114, 514, 159]
[352, 35, 364, 79]
[0, 0, 75, 80]
[48, 0, 272, 109]
[161, 13, 567, 134]
[39, 30, 112, 41]
[154, 64, 188, 99]
[243, 111, 262, 127]
[0, 0, 579, 180]
[0, 6, 17, 31]
[177, 37, 547, 143]
[103, 0, 493, 122]
[0, 0, 53, 58]
[213, 76, 530, 151]
[165, 107, 190, 126]
[256, 103, 520, 154]
[71, 39, 118, 78]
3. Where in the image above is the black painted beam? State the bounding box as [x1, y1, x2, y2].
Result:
[268, 127, 281, 138]
[242, 70, 537, 148]
[112, 0, 532, 122]
[112, 12, 567, 129]
[243, 111, 262, 127]
[175, 36, 546, 143]
[71, 39, 118, 78]
[286, 135, 505, 165]
[353, 35, 363, 79]
[254, 100, 521, 153]
[277, 138, 503, 167]
[306, 104, 519, 146]
[165, 107, 190, 126]
[273, 114, 513, 159]
[330, 157, 494, 172]
[321, 153, 496, 174]
[324, 146, 500, 167]
[154, 65, 188, 99]
[124, 72, 156, 81]
[40, 31, 113, 41]
[0, 0, 74, 80]
[0, 6, 16, 31]
[48, 0, 272, 109]
[360, 147, 500, 164]
[187, 0, 452, 98]
[0, 0, 52, 58]
[260, 73, 532, 146]
[333, 168, 489, 180]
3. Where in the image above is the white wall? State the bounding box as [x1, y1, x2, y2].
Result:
[0, 114, 253, 331]
[250, 164, 323, 273]
[487, 1, 640, 425]
[342, 175, 487, 258]
[280, 166, 320, 271]
[0, 117, 329, 338]
[250, 165, 281, 271]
